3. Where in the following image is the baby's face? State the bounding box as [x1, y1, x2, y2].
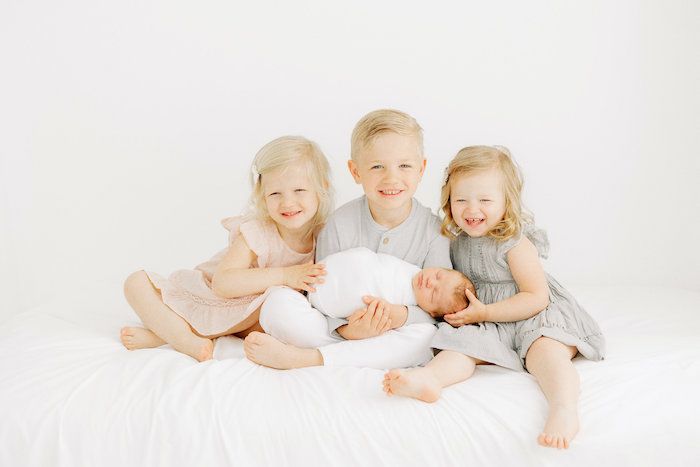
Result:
[412, 268, 464, 316]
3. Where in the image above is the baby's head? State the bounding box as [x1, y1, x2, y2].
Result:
[248, 136, 333, 235]
[412, 268, 475, 317]
[348, 109, 426, 213]
[440, 145, 531, 241]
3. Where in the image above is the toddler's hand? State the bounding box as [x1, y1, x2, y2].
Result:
[443, 289, 487, 327]
[338, 299, 391, 340]
[284, 262, 326, 293]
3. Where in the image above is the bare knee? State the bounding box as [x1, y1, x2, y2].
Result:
[525, 337, 577, 370]
[123, 270, 153, 301]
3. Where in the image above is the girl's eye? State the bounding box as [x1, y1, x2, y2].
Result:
[400, 164, 412, 169]
[295, 189, 307, 193]
[480, 199, 492, 203]
[454, 199, 466, 203]
[268, 192, 280, 197]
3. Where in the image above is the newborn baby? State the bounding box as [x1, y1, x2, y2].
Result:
[309, 247, 474, 319]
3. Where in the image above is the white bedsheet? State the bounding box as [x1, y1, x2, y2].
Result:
[1, 282, 699, 466]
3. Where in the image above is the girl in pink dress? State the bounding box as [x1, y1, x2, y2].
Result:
[120, 136, 333, 361]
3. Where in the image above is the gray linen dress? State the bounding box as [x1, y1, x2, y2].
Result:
[431, 224, 605, 372]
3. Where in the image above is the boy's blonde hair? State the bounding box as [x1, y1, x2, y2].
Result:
[440, 145, 531, 241]
[248, 136, 333, 235]
[350, 109, 424, 162]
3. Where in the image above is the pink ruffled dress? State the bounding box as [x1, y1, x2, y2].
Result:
[145, 216, 314, 336]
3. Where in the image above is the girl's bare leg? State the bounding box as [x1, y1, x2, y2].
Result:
[525, 337, 579, 449]
[383, 350, 482, 402]
[121, 271, 213, 362]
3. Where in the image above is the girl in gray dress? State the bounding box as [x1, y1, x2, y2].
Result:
[383, 145, 605, 450]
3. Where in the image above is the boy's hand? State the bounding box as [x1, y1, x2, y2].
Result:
[362, 296, 407, 329]
[338, 298, 391, 340]
[443, 289, 487, 327]
[283, 262, 326, 293]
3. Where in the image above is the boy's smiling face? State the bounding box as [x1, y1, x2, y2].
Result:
[348, 132, 426, 221]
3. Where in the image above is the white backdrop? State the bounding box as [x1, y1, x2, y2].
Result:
[1, 1, 699, 322]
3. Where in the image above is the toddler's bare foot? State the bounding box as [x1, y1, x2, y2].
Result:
[537, 405, 579, 449]
[178, 336, 214, 362]
[383, 368, 441, 403]
[120, 327, 165, 350]
[244, 332, 322, 369]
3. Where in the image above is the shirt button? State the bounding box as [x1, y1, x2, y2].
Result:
[382, 238, 389, 245]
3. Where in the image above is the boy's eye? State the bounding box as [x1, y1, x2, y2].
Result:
[400, 164, 412, 169]
[295, 189, 307, 192]
[370, 165, 383, 170]
[480, 199, 492, 203]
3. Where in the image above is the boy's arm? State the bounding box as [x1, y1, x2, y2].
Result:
[422, 233, 452, 269]
[315, 220, 341, 262]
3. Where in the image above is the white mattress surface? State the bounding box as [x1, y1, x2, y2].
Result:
[1, 282, 699, 466]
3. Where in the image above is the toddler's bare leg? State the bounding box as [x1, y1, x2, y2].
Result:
[122, 271, 213, 362]
[525, 337, 579, 449]
[383, 350, 480, 402]
[120, 327, 165, 349]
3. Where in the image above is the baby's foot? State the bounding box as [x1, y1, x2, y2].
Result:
[120, 327, 165, 350]
[383, 368, 441, 403]
[244, 332, 321, 369]
[537, 405, 579, 449]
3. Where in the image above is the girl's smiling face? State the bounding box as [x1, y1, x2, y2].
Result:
[450, 168, 507, 237]
[262, 164, 319, 233]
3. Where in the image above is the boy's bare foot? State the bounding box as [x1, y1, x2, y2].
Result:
[537, 405, 579, 449]
[120, 327, 165, 350]
[383, 368, 441, 403]
[244, 332, 322, 369]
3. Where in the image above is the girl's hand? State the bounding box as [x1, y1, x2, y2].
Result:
[443, 289, 487, 328]
[339, 298, 392, 340]
[283, 262, 326, 293]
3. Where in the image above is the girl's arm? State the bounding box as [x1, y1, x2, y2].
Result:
[444, 237, 549, 326]
[211, 235, 325, 298]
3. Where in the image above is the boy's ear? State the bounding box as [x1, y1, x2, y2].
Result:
[347, 159, 362, 184]
[419, 157, 427, 177]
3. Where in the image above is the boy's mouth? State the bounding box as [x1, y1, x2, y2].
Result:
[379, 189, 403, 197]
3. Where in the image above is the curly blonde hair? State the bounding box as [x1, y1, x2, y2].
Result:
[440, 145, 531, 241]
[248, 136, 333, 237]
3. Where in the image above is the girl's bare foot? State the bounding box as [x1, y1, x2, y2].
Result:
[383, 368, 441, 403]
[121, 326, 213, 362]
[243, 332, 322, 369]
[177, 335, 214, 362]
[120, 327, 165, 350]
[538, 405, 579, 449]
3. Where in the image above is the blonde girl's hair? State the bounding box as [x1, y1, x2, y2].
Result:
[350, 109, 424, 162]
[247, 136, 333, 236]
[440, 145, 532, 241]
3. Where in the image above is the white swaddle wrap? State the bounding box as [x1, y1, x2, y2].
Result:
[309, 247, 420, 319]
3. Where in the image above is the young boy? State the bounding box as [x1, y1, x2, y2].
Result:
[244, 109, 452, 369]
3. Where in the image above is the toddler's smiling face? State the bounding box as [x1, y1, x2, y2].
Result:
[450, 168, 507, 237]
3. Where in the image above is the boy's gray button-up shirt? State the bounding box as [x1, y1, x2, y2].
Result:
[316, 196, 452, 333]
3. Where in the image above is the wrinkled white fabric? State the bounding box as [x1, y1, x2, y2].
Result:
[308, 247, 420, 319]
[1, 282, 700, 467]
